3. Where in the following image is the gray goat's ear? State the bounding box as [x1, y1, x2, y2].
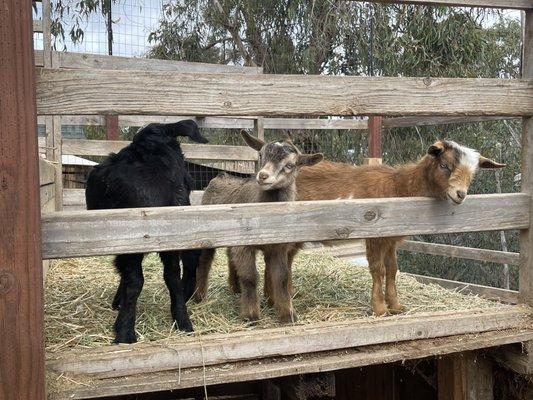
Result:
[297, 153, 324, 167]
[478, 155, 506, 169]
[241, 130, 264, 151]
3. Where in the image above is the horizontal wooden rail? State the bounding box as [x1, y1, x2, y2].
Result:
[407, 274, 519, 303]
[62, 139, 258, 161]
[36, 68, 533, 116]
[42, 193, 528, 259]
[46, 307, 531, 379]
[368, 0, 533, 10]
[398, 240, 520, 265]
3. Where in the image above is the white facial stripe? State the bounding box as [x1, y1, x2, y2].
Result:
[447, 140, 479, 172]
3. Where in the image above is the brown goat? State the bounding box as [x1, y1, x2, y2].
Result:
[195, 131, 323, 322]
[266, 140, 505, 316]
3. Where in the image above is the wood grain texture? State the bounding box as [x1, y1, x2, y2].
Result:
[39, 158, 55, 186]
[407, 273, 519, 303]
[47, 329, 533, 400]
[398, 240, 520, 265]
[368, 0, 533, 10]
[42, 193, 529, 259]
[491, 344, 533, 375]
[35, 68, 533, 116]
[62, 139, 258, 161]
[46, 307, 531, 379]
[57, 51, 263, 74]
[33, 19, 43, 32]
[382, 115, 518, 128]
[0, 0, 46, 398]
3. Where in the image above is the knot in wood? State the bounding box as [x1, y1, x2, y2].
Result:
[363, 210, 378, 222]
[423, 77, 432, 87]
[0, 269, 15, 295]
[335, 227, 351, 239]
[223, 101, 232, 108]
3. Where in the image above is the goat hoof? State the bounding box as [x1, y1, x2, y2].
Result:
[372, 304, 389, 317]
[114, 331, 137, 344]
[280, 312, 298, 324]
[388, 304, 406, 314]
[193, 291, 205, 303]
[176, 320, 194, 333]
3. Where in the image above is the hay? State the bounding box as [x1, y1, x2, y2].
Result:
[44, 250, 508, 353]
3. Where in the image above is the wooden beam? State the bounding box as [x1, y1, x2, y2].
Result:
[105, 115, 119, 140]
[398, 240, 520, 265]
[33, 19, 43, 32]
[367, 1, 533, 10]
[491, 344, 533, 375]
[42, 193, 528, 259]
[47, 329, 533, 400]
[0, 0, 45, 398]
[437, 352, 493, 400]
[368, 116, 382, 158]
[61, 139, 258, 161]
[35, 68, 533, 116]
[383, 115, 519, 128]
[407, 274, 519, 303]
[39, 158, 55, 186]
[56, 51, 263, 74]
[46, 308, 531, 379]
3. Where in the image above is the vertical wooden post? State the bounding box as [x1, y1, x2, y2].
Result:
[519, 10, 533, 308]
[254, 117, 265, 172]
[365, 116, 382, 165]
[437, 352, 493, 400]
[105, 114, 120, 140]
[0, 0, 45, 398]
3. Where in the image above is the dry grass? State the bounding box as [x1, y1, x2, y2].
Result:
[44, 250, 507, 353]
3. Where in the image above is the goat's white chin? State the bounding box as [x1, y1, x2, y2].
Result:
[446, 193, 464, 205]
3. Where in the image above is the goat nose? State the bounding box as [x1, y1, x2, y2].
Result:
[456, 190, 466, 200]
[258, 172, 269, 180]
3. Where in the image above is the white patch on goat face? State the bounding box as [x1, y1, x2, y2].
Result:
[447, 140, 480, 172]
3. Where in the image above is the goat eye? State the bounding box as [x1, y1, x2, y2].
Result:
[440, 163, 449, 170]
[285, 163, 295, 170]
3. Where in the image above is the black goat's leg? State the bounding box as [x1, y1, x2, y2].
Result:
[111, 277, 124, 310]
[114, 253, 144, 344]
[181, 249, 200, 302]
[160, 251, 193, 332]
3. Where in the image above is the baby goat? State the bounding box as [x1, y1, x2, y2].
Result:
[195, 131, 323, 322]
[282, 140, 505, 316]
[86, 121, 207, 343]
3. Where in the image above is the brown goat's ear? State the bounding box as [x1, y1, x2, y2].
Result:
[240, 130, 264, 151]
[427, 141, 444, 157]
[478, 155, 506, 169]
[297, 153, 324, 167]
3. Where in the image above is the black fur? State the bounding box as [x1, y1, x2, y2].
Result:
[86, 120, 207, 343]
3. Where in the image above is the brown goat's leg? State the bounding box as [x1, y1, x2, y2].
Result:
[286, 245, 299, 297]
[194, 248, 215, 302]
[264, 247, 297, 323]
[264, 264, 274, 307]
[231, 246, 260, 321]
[366, 239, 388, 316]
[227, 248, 241, 294]
[384, 241, 406, 314]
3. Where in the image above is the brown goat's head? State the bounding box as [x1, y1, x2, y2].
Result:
[241, 131, 323, 191]
[426, 140, 505, 204]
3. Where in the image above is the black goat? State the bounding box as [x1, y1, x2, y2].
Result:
[85, 120, 207, 343]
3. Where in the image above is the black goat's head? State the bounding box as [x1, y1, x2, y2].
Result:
[241, 130, 323, 191]
[133, 120, 208, 149]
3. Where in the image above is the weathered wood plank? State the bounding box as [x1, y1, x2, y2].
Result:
[398, 240, 520, 265]
[0, 1, 46, 398]
[368, 0, 533, 10]
[46, 308, 531, 380]
[42, 193, 529, 259]
[36, 68, 533, 116]
[491, 344, 533, 375]
[47, 329, 533, 400]
[382, 115, 518, 128]
[56, 51, 263, 74]
[407, 273, 518, 303]
[33, 19, 43, 32]
[39, 158, 55, 186]
[62, 139, 258, 161]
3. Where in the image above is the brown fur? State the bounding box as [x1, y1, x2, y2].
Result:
[266, 140, 505, 316]
[194, 132, 323, 323]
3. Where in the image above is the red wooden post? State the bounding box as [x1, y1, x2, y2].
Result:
[0, 0, 45, 399]
[105, 114, 120, 140]
[365, 116, 383, 165]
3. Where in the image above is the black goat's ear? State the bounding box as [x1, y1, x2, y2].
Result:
[241, 130, 264, 151]
[297, 153, 323, 167]
[427, 141, 444, 157]
[165, 120, 208, 143]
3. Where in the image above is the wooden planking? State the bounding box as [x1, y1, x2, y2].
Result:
[491, 344, 533, 375]
[0, 0, 46, 398]
[62, 139, 258, 161]
[62, 189, 204, 209]
[33, 19, 43, 32]
[46, 307, 531, 379]
[398, 240, 520, 265]
[39, 158, 55, 186]
[56, 51, 263, 74]
[42, 193, 529, 259]
[408, 273, 519, 303]
[368, 0, 533, 10]
[47, 329, 533, 400]
[382, 115, 518, 128]
[36, 68, 533, 116]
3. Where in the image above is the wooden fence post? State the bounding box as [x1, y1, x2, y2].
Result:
[0, 0, 45, 398]
[105, 114, 120, 140]
[365, 116, 382, 165]
[254, 117, 265, 172]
